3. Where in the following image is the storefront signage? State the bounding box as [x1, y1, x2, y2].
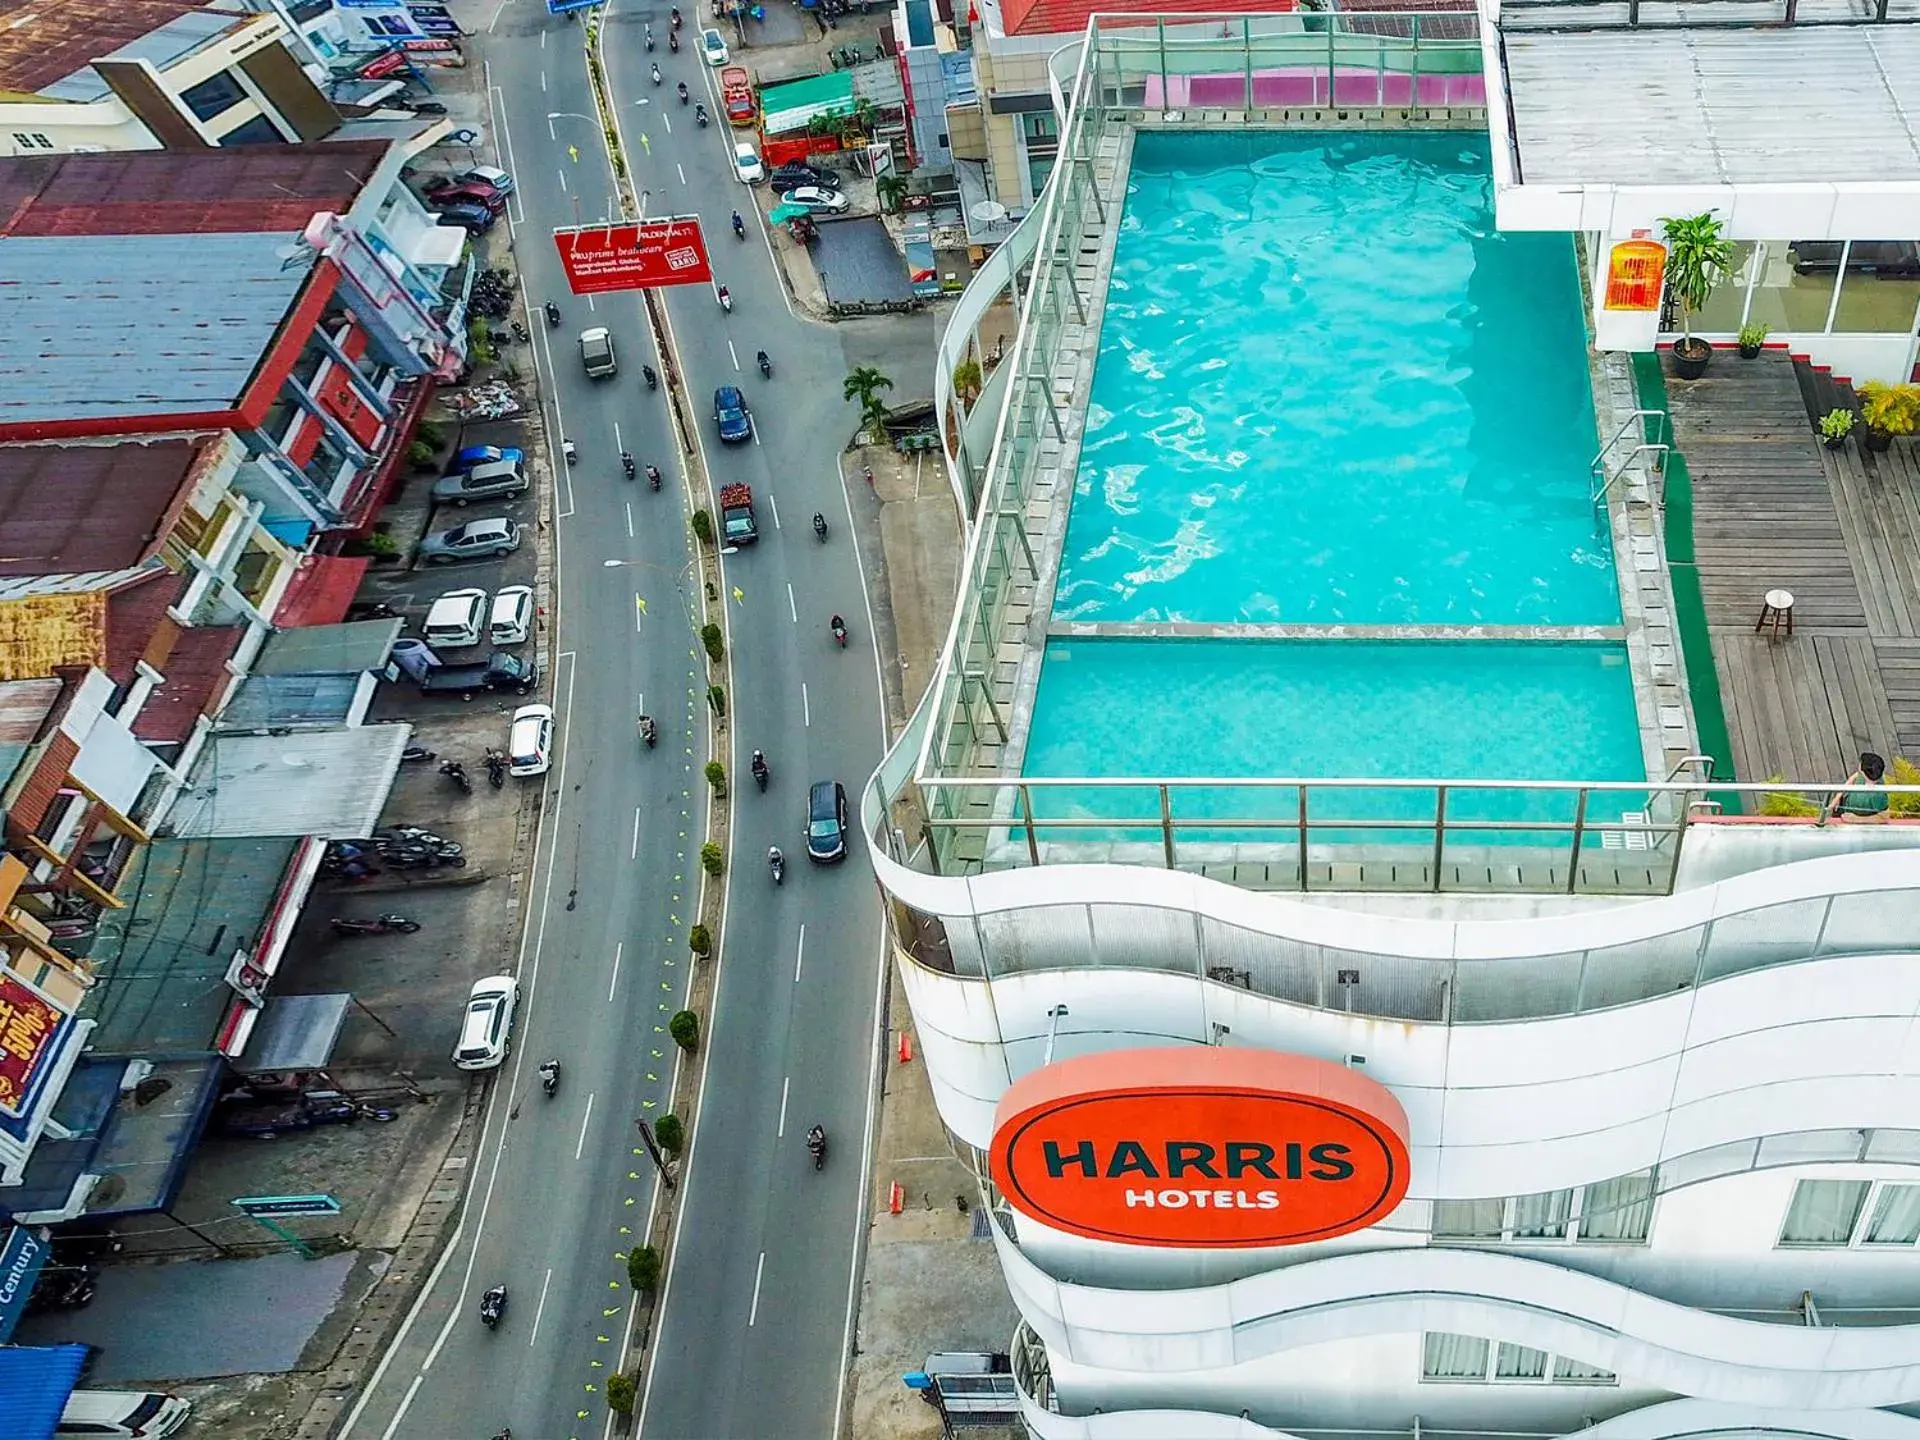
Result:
[0, 1225, 49, 1342]
[0, 975, 63, 1118]
[1604, 238, 1666, 312]
[553, 219, 714, 294]
[990, 1048, 1410, 1249]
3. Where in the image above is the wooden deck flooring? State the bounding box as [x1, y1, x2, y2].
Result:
[1667, 354, 1920, 782]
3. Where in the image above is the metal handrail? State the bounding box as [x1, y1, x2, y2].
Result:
[1589, 407, 1671, 517]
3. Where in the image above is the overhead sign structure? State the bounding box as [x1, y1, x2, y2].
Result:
[233, 1193, 342, 1218]
[990, 1048, 1411, 1249]
[547, 0, 604, 14]
[553, 218, 714, 295]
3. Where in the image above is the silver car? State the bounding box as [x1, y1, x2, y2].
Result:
[431, 460, 529, 506]
[421, 517, 522, 564]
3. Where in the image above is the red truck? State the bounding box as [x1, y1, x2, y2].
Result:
[721, 66, 756, 127]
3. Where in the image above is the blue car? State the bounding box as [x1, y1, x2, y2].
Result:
[713, 385, 752, 444]
[450, 444, 526, 473]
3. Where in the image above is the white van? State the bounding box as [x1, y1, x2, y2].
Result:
[489, 585, 534, 646]
[580, 326, 617, 378]
[422, 588, 488, 648]
[58, 1389, 191, 1438]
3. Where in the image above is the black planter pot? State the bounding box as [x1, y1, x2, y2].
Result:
[1738, 341, 1763, 359]
[1863, 427, 1894, 453]
[1823, 434, 1848, 451]
[1670, 338, 1712, 380]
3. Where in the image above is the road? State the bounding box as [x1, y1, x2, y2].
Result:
[340, 3, 934, 1438]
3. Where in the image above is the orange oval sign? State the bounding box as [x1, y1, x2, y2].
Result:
[991, 1048, 1411, 1249]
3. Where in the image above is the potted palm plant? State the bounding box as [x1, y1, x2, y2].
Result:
[1661, 211, 1736, 380]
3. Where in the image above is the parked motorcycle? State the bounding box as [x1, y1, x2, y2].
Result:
[439, 760, 473, 794]
[329, 914, 421, 937]
[484, 749, 508, 788]
[401, 744, 438, 763]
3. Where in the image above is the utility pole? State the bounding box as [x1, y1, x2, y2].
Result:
[636, 1118, 676, 1191]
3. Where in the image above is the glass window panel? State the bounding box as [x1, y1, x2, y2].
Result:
[1863, 1184, 1920, 1246]
[1432, 1199, 1504, 1239]
[1512, 1189, 1573, 1239]
[1422, 1332, 1489, 1381]
[1780, 1179, 1870, 1246]
[1579, 1171, 1655, 1242]
[1693, 239, 1756, 333]
[1553, 1357, 1617, 1384]
[1831, 242, 1920, 335]
[1745, 241, 1842, 334]
[180, 71, 247, 122]
[1495, 1343, 1549, 1380]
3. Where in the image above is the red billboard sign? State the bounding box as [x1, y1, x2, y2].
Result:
[0, 974, 62, 1117]
[553, 218, 713, 295]
[990, 1048, 1411, 1249]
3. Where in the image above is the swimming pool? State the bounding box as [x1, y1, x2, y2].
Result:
[1056, 131, 1616, 627]
[1022, 130, 1648, 811]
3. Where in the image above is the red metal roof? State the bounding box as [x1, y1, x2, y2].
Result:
[0, 0, 215, 96]
[0, 144, 387, 239]
[133, 622, 245, 743]
[1000, 0, 1291, 37]
[272, 554, 370, 629]
[0, 441, 208, 577]
[105, 570, 187, 687]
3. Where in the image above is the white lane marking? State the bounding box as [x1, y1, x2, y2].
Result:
[541, 70, 547, 91]
[767, 491, 779, 530]
[575, 1092, 596, 1160]
[613, 420, 624, 452]
[676, 162, 686, 183]
[609, 941, 623, 1002]
[794, 925, 805, 984]
[750, 413, 762, 447]
[801, 681, 810, 728]
[747, 1252, 766, 1327]
[588, 292, 598, 311]
[357, 651, 580, 1439]
[786, 582, 796, 624]
[626, 501, 634, 537]
[558, 167, 568, 193]
[632, 807, 642, 859]
[529, 1267, 554, 1345]
[727, 338, 739, 371]
[635, 592, 644, 633]
[777, 1076, 789, 1137]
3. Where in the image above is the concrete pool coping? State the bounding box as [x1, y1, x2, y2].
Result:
[1048, 621, 1629, 642]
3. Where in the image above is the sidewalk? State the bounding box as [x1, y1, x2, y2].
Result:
[847, 299, 1025, 1440]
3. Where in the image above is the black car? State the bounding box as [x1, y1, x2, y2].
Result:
[806, 779, 849, 863]
[770, 162, 838, 195]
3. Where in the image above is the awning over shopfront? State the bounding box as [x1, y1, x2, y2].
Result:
[167, 725, 410, 840]
[761, 71, 855, 136]
[253, 617, 403, 675]
[272, 554, 371, 629]
[236, 993, 351, 1072]
[5, 1056, 223, 1223]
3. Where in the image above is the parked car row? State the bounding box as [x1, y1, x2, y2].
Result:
[418, 164, 516, 235]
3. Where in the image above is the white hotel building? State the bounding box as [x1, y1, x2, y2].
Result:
[862, 1, 1920, 1438]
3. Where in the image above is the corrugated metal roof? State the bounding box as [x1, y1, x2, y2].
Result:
[41, 9, 244, 101]
[0, 443, 204, 577]
[133, 623, 246, 743]
[0, 1341, 89, 1440]
[0, 234, 311, 427]
[253, 617, 402, 674]
[0, 675, 62, 789]
[220, 673, 362, 730]
[84, 837, 299, 1052]
[0, 593, 106, 678]
[0, 0, 204, 97]
[1504, 25, 1920, 185]
[761, 71, 856, 134]
[165, 724, 409, 839]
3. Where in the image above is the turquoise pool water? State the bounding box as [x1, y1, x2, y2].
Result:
[1057, 131, 1616, 626]
[1024, 641, 1646, 832]
[1021, 132, 1647, 817]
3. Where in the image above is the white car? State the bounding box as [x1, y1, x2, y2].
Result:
[490, 585, 534, 646]
[454, 975, 519, 1070]
[509, 703, 555, 777]
[733, 142, 763, 184]
[701, 27, 729, 64]
[784, 185, 848, 215]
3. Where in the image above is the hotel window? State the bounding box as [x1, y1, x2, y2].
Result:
[1780, 1179, 1920, 1247]
[1421, 1333, 1616, 1386]
[1780, 1180, 1871, 1246]
[179, 71, 248, 122]
[1577, 1170, 1655, 1243]
[1433, 1190, 1575, 1242]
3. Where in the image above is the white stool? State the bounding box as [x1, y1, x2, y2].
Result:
[1756, 589, 1795, 641]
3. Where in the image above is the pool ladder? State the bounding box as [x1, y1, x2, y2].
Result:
[1590, 409, 1671, 525]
